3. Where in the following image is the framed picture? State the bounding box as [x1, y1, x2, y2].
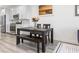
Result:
[39, 5, 53, 15]
[75, 5, 79, 16]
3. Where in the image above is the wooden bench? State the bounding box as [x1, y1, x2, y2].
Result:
[16, 34, 42, 53]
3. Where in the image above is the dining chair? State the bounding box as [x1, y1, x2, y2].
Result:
[43, 24, 50, 29]
[36, 24, 41, 38]
[37, 24, 41, 28]
[43, 24, 51, 43]
[30, 24, 41, 38]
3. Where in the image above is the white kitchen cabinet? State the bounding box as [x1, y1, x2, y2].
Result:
[11, 5, 32, 20]
[16, 6, 31, 19]
[16, 24, 22, 34]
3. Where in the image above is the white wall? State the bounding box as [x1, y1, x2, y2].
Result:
[31, 5, 79, 44]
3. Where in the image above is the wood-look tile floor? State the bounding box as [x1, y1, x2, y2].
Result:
[0, 33, 59, 53]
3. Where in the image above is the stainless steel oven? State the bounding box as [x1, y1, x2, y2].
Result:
[10, 23, 16, 32]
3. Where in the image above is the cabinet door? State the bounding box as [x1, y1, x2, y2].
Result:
[20, 7, 27, 19]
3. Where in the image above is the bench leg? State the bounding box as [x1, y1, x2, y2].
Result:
[22, 39, 24, 43]
[16, 36, 20, 45]
[37, 42, 40, 53]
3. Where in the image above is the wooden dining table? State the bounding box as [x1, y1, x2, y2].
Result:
[16, 27, 53, 53]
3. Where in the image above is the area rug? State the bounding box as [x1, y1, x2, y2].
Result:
[54, 42, 79, 53]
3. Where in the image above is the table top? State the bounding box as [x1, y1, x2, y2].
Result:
[17, 27, 53, 32]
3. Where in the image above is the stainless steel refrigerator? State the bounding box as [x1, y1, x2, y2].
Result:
[0, 15, 6, 33]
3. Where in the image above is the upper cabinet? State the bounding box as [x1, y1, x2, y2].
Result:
[11, 8, 18, 20]
[17, 6, 31, 19]
[11, 5, 31, 19]
[0, 9, 6, 15]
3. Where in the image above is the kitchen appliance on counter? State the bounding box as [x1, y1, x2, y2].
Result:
[13, 14, 19, 20]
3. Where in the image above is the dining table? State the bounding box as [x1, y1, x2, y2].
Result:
[16, 27, 53, 53]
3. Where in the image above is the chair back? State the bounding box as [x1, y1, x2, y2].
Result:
[43, 24, 50, 29]
[37, 24, 41, 28]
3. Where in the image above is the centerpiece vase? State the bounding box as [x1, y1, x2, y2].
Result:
[34, 22, 37, 28]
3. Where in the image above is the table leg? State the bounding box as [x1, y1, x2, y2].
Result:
[37, 42, 40, 53]
[77, 30, 79, 43]
[30, 32, 32, 37]
[16, 36, 20, 45]
[42, 33, 45, 53]
[16, 29, 20, 45]
[51, 28, 53, 43]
